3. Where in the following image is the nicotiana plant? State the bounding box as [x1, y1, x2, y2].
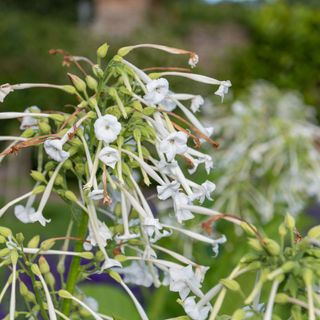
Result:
[208, 82, 320, 223]
[0, 44, 318, 320]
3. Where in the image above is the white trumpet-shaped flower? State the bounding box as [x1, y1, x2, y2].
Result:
[157, 181, 180, 200]
[190, 96, 204, 113]
[191, 180, 216, 203]
[215, 80, 232, 101]
[98, 146, 120, 169]
[44, 139, 70, 162]
[20, 106, 41, 130]
[188, 54, 199, 68]
[84, 219, 113, 251]
[88, 189, 104, 201]
[159, 132, 188, 162]
[183, 296, 211, 320]
[144, 78, 169, 105]
[173, 192, 194, 223]
[14, 205, 36, 223]
[94, 114, 121, 144]
[0, 84, 13, 103]
[143, 217, 170, 242]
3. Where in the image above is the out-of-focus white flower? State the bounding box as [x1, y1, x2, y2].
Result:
[0, 84, 13, 103]
[159, 96, 176, 111]
[191, 181, 216, 203]
[157, 159, 179, 176]
[94, 114, 121, 144]
[212, 234, 227, 256]
[143, 217, 171, 242]
[188, 54, 199, 68]
[159, 132, 188, 162]
[88, 189, 104, 200]
[44, 139, 70, 162]
[144, 78, 169, 105]
[215, 80, 232, 102]
[169, 265, 202, 300]
[190, 96, 204, 113]
[83, 297, 99, 313]
[157, 181, 180, 200]
[84, 220, 113, 251]
[116, 261, 155, 287]
[183, 296, 211, 320]
[98, 146, 120, 169]
[20, 106, 41, 130]
[173, 193, 194, 223]
[14, 205, 35, 223]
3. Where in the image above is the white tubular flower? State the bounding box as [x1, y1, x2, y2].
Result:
[143, 217, 171, 243]
[0, 84, 13, 103]
[169, 265, 203, 300]
[88, 189, 104, 201]
[173, 193, 194, 223]
[84, 220, 113, 251]
[188, 54, 199, 68]
[28, 211, 51, 227]
[159, 96, 176, 111]
[191, 181, 216, 204]
[144, 78, 169, 105]
[188, 154, 213, 175]
[215, 80, 232, 102]
[159, 132, 188, 162]
[44, 139, 70, 162]
[157, 159, 179, 176]
[14, 205, 35, 223]
[116, 261, 155, 287]
[157, 181, 180, 200]
[183, 296, 211, 320]
[98, 146, 120, 169]
[20, 106, 41, 130]
[94, 114, 121, 144]
[190, 95, 204, 113]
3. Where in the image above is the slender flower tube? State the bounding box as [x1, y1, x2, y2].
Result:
[0, 275, 12, 304]
[263, 278, 281, 320]
[0, 136, 28, 142]
[9, 253, 18, 320]
[0, 112, 50, 120]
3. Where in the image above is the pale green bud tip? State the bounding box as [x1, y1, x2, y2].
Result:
[19, 282, 29, 296]
[285, 213, 295, 230]
[64, 190, 78, 203]
[62, 85, 77, 94]
[97, 43, 109, 58]
[88, 97, 97, 108]
[281, 261, 296, 273]
[31, 264, 41, 276]
[85, 75, 98, 91]
[30, 171, 46, 183]
[32, 185, 45, 195]
[240, 221, 257, 237]
[78, 252, 94, 259]
[109, 271, 122, 283]
[58, 290, 72, 299]
[278, 224, 287, 236]
[67, 73, 87, 93]
[302, 268, 313, 285]
[232, 309, 246, 320]
[248, 238, 263, 252]
[117, 46, 132, 57]
[0, 226, 12, 238]
[28, 235, 40, 248]
[264, 238, 281, 256]
[11, 251, 19, 264]
[40, 239, 56, 251]
[307, 225, 320, 239]
[49, 114, 65, 122]
[115, 255, 127, 262]
[39, 256, 50, 274]
[220, 278, 240, 292]
[45, 273, 56, 288]
[275, 293, 289, 304]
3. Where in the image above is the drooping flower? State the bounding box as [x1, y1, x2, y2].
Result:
[20, 106, 41, 130]
[29, 210, 51, 227]
[144, 78, 169, 105]
[159, 96, 177, 111]
[191, 181, 216, 203]
[157, 181, 180, 200]
[215, 80, 232, 102]
[169, 265, 203, 300]
[159, 132, 188, 162]
[44, 139, 70, 162]
[94, 114, 121, 144]
[188, 54, 199, 68]
[143, 217, 171, 242]
[173, 192, 194, 223]
[0, 84, 13, 103]
[98, 146, 120, 169]
[190, 96, 204, 113]
[84, 220, 113, 251]
[14, 205, 35, 223]
[183, 296, 211, 320]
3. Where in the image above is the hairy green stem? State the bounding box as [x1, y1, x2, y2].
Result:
[61, 212, 88, 316]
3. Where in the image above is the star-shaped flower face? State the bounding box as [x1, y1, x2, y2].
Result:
[183, 296, 210, 320]
[20, 106, 41, 130]
[98, 146, 120, 169]
[144, 78, 169, 105]
[44, 139, 70, 162]
[215, 80, 232, 102]
[157, 181, 180, 200]
[159, 132, 188, 162]
[191, 180, 216, 203]
[14, 205, 35, 224]
[190, 95, 204, 113]
[94, 114, 121, 144]
[84, 220, 113, 251]
[173, 192, 194, 223]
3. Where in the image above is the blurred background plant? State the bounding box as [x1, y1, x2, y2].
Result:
[0, 0, 319, 318]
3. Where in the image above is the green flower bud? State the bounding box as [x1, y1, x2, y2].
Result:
[220, 279, 240, 292]
[275, 293, 289, 304]
[26, 291, 36, 303]
[68, 73, 86, 93]
[64, 190, 78, 203]
[62, 85, 77, 95]
[302, 268, 313, 286]
[231, 309, 245, 320]
[142, 106, 156, 116]
[38, 121, 51, 134]
[132, 101, 143, 111]
[15, 232, 24, 243]
[281, 261, 296, 273]
[75, 163, 86, 176]
[115, 255, 127, 262]
[240, 253, 259, 264]
[0, 226, 12, 238]
[78, 252, 94, 259]
[19, 281, 29, 296]
[39, 256, 50, 274]
[45, 272, 56, 289]
[21, 128, 35, 138]
[87, 111, 96, 119]
[109, 271, 122, 283]
[95, 251, 105, 262]
[248, 238, 263, 252]
[31, 264, 41, 276]
[285, 213, 295, 230]
[40, 239, 55, 251]
[85, 75, 98, 91]
[92, 64, 104, 78]
[0, 235, 6, 244]
[49, 114, 65, 122]
[63, 159, 73, 170]
[264, 238, 281, 256]
[58, 290, 72, 299]
[278, 223, 287, 237]
[97, 43, 109, 58]
[133, 129, 141, 141]
[45, 161, 56, 172]
[32, 185, 45, 195]
[88, 97, 97, 109]
[11, 251, 19, 264]
[307, 225, 320, 239]
[30, 170, 47, 183]
[28, 235, 40, 248]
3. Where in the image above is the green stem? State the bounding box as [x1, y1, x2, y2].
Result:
[61, 212, 89, 316]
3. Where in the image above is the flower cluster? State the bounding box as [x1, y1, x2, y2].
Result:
[0, 43, 231, 319]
